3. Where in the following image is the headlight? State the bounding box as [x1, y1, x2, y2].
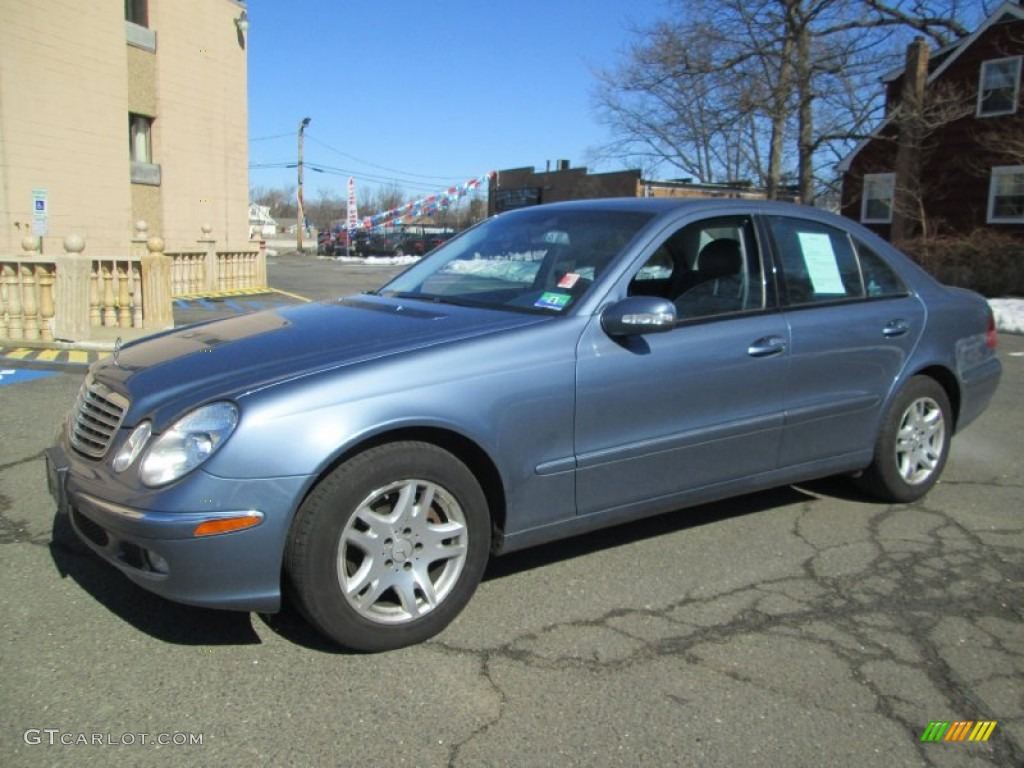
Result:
[112, 421, 152, 472]
[139, 402, 239, 487]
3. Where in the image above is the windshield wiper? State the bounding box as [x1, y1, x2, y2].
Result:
[390, 291, 478, 308]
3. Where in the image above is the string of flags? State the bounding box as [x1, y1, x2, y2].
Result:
[359, 172, 495, 231]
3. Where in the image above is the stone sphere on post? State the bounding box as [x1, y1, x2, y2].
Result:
[64, 234, 86, 254]
[21, 235, 40, 254]
[146, 236, 165, 254]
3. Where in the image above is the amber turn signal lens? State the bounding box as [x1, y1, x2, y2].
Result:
[193, 513, 263, 537]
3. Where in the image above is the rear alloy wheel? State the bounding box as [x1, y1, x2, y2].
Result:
[856, 376, 952, 503]
[286, 442, 490, 651]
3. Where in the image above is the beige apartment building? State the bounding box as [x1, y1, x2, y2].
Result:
[0, 0, 250, 257]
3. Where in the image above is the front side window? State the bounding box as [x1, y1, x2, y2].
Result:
[629, 216, 765, 320]
[988, 165, 1024, 223]
[977, 57, 1021, 117]
[861, 173, 895, 223]
[129, 114, 153, 163]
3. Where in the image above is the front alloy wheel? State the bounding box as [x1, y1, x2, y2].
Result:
[287, 442, 490, 652]
[339, 479, 468, 624]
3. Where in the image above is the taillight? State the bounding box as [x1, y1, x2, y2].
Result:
[986, 309, 998, 349]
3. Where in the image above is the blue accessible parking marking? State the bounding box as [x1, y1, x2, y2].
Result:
[0, 368, 59, 387]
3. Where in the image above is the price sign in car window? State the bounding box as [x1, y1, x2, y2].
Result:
[798, 232, 846, 295]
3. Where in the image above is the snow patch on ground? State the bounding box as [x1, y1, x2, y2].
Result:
[989, 298, 1024, 335]
[325, 255, 421, 267]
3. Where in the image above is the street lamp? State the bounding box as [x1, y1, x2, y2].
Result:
[297, 116, 311, 252]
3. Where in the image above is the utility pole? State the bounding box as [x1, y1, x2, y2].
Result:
[297, 116, 311, 252]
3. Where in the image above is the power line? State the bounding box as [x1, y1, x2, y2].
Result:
[249, 161, 461, 193]
[249, 131, 296, 142]
[305, 134, 473, 183]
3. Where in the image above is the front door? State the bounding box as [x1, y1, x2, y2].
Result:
[574, 214, 790, 516]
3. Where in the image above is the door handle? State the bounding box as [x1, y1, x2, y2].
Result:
[883, 319, 910, 337]
[748, 336, 787, 357]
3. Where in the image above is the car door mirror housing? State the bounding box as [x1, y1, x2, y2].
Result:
[601, 297, 677, 336]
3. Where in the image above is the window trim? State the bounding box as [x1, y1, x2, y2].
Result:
[987, 165, 1024, 224]
[860, 173, 895, 224]
[976, 56, 1022, 118]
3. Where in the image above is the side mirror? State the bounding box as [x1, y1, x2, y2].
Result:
[600, 296, 676, 336]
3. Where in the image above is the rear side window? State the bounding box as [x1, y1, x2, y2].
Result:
[766, 217, 866, 305]
[854, 241, 909, 297]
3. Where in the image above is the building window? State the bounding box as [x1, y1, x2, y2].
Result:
[988, 166, 1024, 223]
[125, 0, 148, 27]
[129, 114, 161, 186]
[977, 57, 1021, 117]
[860, 173, 895, 224]
[129, 114, 152, 163]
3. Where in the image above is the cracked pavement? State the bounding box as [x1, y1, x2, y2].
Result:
[1, 267, 1020, 766]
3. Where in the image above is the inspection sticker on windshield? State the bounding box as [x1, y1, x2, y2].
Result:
[535, 292, 571, 310]
[557, 272, 581, 289]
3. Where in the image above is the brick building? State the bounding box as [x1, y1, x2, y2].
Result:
[489, 163, 788, 216]
[838, 1, 1024, 240]
[0, 0, 251, 256]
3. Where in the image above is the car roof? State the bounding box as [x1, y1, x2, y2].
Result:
[513, 197, 808, 216]
[501, 197, 868, 233]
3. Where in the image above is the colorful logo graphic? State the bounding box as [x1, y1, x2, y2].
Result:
[920, 721, 997, 742]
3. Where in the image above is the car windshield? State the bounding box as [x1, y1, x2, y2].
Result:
[377, 208, 655, 314]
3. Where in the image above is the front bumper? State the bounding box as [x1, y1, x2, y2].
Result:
[46, 440, 311, 613]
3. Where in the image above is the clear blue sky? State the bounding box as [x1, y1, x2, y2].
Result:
[245, 0, 671, 200]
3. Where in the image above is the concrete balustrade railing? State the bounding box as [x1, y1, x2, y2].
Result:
[166, 223, 266, 297]
[0, 239, 57, 341]
[0, 222, 264, 345]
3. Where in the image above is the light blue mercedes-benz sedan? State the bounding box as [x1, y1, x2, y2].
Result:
[46, 199, 1002, 651]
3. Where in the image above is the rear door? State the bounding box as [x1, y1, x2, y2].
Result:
[763, 215, 925, 467]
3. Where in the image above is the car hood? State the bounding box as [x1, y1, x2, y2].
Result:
[95, 296, 549, 423]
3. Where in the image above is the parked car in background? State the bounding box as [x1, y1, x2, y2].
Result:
[46, 199, 1001, 652]
[425, 232, 453, 252]
[316, 230, 333, 255]
[316, 228, 349, 256]
[349, 230, 451, 257]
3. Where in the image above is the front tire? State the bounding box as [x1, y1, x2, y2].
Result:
[286, 442, 490, 651]
[855, 376, 952, 503]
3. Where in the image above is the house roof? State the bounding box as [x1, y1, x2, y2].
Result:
[837, 1, 1024, 173]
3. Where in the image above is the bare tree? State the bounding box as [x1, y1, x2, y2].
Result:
[592, 0, 978, 203]
[250, 185, 297, 219]
[305, 187, 345, 230]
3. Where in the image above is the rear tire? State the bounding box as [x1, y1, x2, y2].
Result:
[286, 442, 490, 652]
[855, 376, 952, 503]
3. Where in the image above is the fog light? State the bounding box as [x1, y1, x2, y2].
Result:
[145, 549, 170, 575]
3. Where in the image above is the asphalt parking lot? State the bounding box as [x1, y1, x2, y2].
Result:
[1, 253, 1021, 766]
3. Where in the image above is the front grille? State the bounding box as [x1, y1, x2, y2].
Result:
[69, 376, 129, 459]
